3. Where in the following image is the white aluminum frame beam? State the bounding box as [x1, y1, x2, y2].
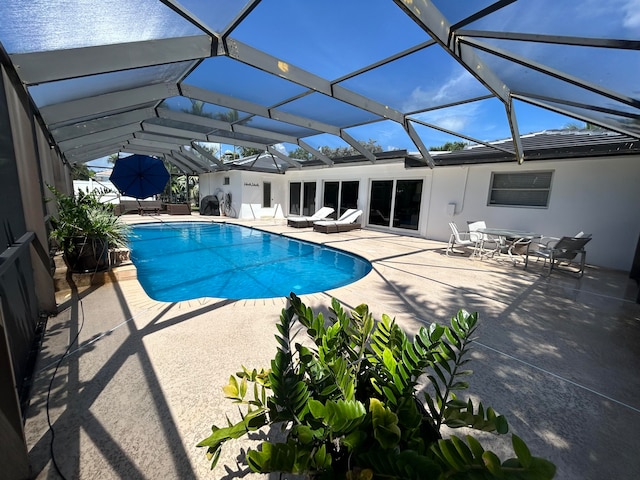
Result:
[297, 140, 334, 166]
[171, 150, 208, 173]
[178, 147, 215, 170]
[40, 83, 179, 125]
[58, 123, 142, 151]
[50, 107, 156, 142]
[11, 36, 211, 85]
[340, 130, 376, 163]
[190, 143, 229, 170]
[394, 0, 524, 163]
[405, 122, 435, 168]
[267, 146, 301, 169]
[62, 134, 133, 158]
[160, 153, 192, 174]
[156, 108, 233, 132]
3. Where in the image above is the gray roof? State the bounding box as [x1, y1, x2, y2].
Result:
[1, 1, 638, 174]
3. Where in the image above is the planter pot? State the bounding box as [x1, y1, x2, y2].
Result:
[63, 236, 109, 273]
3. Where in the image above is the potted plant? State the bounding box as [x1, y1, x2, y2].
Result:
[48, 186, 129, 273]
[198, 293, 555, 479]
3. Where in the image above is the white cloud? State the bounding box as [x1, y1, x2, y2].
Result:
[623, 0, 640, 28]
[414, 101, 481, 133]
[402, 71, 479, 112]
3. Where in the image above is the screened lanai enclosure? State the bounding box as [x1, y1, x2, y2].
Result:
[0, 1, 639, 478]
[1, 0, 638, 171]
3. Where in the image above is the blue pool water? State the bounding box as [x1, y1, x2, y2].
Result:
[128, 222, 372, 301]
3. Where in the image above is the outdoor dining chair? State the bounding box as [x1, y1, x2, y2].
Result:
[526, 235, 592, 277]
[467, 220, 504, 256]
[446, 222, 481, 256]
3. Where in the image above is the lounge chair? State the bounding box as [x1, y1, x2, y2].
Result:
[446, 222, 481, 256]
[525, 235, 592, 277]
[287, 206, 335, 228]
[313, 209, 362, 233]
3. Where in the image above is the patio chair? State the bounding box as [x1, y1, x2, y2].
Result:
[446, 222, 481, 256]
[287, 206, 335, 228]
[313, 209, 362, 233]
[526, 235, 592, 277]
[467, 220, 503, 256]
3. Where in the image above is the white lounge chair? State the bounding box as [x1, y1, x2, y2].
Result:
[287, 206, 335, 228]
[313, 209, 362, 233]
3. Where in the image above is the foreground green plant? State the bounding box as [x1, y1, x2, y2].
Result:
[198, 293, 555, 479]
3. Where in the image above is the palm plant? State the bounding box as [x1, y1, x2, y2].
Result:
[198, 293, 555, 479]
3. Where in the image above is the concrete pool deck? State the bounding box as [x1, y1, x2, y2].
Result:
[25, 214, 640, 479]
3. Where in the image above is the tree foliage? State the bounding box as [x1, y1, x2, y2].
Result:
[320, 139, 383, 158]
[429, 141, 468, 151]
[239, 147, 265, 157]
[71, 163, 94, 180]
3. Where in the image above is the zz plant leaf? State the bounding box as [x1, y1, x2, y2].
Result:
[198, 293, 555, 479]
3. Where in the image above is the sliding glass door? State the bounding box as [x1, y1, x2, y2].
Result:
[323, 181, 359, 219]
[368, 179, 423, 231]
[290, 181, 317, 215]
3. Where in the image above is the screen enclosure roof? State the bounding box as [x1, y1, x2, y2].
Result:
[1, 0, 638, 174]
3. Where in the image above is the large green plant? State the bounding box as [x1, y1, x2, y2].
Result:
[48, 186, 129, 252]
[199, 294, 555, 479]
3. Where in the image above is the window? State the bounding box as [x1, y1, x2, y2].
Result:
[263, 182, 271, 208]
[489, 171, 552, 207]
[223, 176, 230, 185]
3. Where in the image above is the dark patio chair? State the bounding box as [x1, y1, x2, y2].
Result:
[526, 235, 592, 277]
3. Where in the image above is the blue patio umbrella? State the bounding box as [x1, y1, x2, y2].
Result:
[109, 155, 169, 199]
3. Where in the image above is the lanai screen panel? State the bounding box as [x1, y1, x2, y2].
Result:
[0, 0, 636, 170]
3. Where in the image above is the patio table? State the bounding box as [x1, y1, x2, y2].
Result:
[477, 228, 541, 265]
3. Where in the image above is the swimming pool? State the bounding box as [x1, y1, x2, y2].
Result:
[127, 222, 372, 301]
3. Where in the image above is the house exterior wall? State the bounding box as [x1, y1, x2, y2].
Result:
[199, 171, 286, 219]
[200, 154, 640, 271]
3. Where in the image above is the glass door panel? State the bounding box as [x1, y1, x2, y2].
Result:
[289, 182, 301, 215]
[393, 180, 422, 230]
[323, 181, 339, 219]
[369, 180, 393, 227]
[340, 181, 359, 216]
[302, 182, 316, 216]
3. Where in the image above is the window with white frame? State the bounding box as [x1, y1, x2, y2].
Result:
[489, 171, 553, 207]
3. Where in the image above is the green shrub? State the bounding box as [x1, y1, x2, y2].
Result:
[198, 293, 555, 479]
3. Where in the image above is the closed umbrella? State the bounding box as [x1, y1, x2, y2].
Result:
[109, 155, 169, 199]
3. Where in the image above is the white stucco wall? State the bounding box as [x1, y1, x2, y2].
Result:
[199, 154, 640, 271]
[199, 171, 286, 219]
